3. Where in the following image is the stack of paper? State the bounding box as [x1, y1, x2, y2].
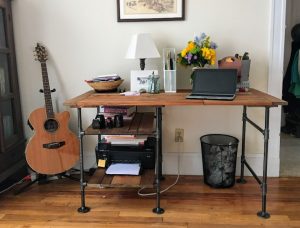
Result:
[103, 135, 147, 145]
[105, 163, 141, 175]
[86, 74, 121, 82]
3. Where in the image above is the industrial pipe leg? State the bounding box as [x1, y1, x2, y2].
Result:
[237, 106, 247, 184]
[158, 107, 165, 181]
[152, 107, 164, 214]
[77, 108, 90, 213]
[257, 107, 270, 219]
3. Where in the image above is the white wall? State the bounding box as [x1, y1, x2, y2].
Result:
[12, 0, 279, 176]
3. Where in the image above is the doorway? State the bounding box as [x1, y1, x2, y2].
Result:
[280, 0, 300, 177]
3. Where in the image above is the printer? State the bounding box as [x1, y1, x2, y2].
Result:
[95, 137, 155, 169]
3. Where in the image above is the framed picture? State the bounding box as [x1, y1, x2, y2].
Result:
[117, 0, 185, 22]
[130, 70, 158, 92]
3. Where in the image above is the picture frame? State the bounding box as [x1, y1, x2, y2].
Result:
[117, 0, 185, 22]
[130, 70, 158, 92]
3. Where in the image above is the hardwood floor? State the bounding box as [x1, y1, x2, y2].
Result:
[1, 175, 300, 227]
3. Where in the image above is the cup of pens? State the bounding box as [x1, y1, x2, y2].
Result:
[163, 48, 176, 92]
[148, 72, 160, 94]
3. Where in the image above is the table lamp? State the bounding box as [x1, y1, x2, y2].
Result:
[126, 33, 160, 70]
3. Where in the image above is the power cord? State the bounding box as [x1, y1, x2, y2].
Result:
[0, 176, 27, 195]
[138, 149, 181, 196]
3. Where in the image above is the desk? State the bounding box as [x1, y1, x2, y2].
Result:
[64, 89, 287, 218]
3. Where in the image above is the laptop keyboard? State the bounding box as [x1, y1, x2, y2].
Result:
[186, 93, 235, 100]
[189, 94, 233, 97]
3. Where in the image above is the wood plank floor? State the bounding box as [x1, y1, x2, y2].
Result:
[1, 175, 300, 227]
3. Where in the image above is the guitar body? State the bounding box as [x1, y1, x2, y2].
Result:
[25, 108, 79, 175]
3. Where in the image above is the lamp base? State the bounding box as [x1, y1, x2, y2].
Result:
[140, 58, 145, 70]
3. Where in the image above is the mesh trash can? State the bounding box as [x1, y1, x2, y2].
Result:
[200, 134, 239, 188]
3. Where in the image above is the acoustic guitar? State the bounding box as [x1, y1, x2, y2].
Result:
[25, 43, 79, 175]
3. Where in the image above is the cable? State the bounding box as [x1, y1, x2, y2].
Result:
[0, 177, 27, 195]
[138, 149, 181, 196]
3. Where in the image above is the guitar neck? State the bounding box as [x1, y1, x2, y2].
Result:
[41, 62, 54, 119]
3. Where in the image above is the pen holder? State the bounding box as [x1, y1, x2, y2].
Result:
[163, 48, 176, 93]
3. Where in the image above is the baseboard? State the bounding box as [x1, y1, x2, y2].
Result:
[162, 152, 280, 177]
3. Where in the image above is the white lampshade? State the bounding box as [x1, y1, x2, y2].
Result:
[126, 33, 160, 59]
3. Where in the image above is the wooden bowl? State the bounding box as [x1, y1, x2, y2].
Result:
[86, 79, 124, 92]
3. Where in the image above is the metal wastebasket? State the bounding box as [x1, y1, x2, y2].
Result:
[200, 134, 239, 188]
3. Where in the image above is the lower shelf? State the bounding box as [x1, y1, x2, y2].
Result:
[88, 168, 155, 188]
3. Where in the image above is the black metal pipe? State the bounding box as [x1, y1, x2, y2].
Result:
[152, 107, 164, 214]
[245, 116, 264, 134]
[97, 106, 101, 143]
[237, 106, 247, 184]
[77, 108, 90, 213]
[257, 107, 270, 219]
[244, 160, 262, 185]
[158, 108, 164, 181]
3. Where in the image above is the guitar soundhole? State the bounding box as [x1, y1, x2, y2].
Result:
[44, 119, 59, 133]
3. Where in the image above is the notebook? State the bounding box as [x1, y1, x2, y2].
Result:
[186, 69, 237, 100]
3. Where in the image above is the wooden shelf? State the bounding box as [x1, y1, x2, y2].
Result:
[85, 112, 155, 135]
[86, 112, 156, 189]
[87, 168, 155, 188]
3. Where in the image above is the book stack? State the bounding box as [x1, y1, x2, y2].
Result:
[99, 106, 136, 119]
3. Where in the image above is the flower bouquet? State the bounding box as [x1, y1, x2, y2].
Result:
[177, 33, 217, 68]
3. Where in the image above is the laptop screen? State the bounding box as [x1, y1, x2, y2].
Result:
[192, 69, 237, 95]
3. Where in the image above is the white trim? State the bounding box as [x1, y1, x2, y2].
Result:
[268, 0, 286, 177]
[162, 152, 279, 177]
[268, 0, 286, 95]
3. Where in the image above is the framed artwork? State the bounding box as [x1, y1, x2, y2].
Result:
[130, 70, 158, 92]
[117, 0, 185, 22]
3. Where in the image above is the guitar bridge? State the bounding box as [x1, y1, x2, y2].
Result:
[43, 141, 66, 149]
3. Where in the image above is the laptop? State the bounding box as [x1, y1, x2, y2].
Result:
[186, 69, 237, 100]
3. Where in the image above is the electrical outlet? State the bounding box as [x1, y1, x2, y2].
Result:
[175, 128, 184, 142]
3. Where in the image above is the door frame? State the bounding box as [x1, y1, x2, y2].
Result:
[268, 0, 286, 176]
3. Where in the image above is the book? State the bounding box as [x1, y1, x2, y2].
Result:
[99, 106, 136, 116]
[101, 112, 134, 120]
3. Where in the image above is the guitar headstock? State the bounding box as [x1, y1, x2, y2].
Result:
[34, 43, 48, 62]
